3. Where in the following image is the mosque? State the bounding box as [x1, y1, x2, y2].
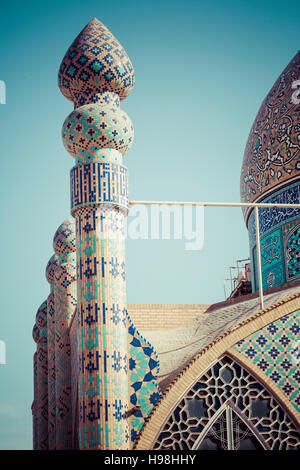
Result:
[32, 18, 300, 450]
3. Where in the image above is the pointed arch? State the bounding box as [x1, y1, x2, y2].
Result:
[140, 355, 300, 450]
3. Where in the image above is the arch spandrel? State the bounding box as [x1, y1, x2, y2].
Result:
[134, 298, 300, 450]
[230, 310, 300, 413]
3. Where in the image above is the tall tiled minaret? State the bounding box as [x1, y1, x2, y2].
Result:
[33, 301, 49, 449]
[45, 254, 57, 449]
[58, 18, 134, 449]
[53, 219, 77, 449]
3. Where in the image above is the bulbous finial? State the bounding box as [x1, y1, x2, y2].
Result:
[32, 324, 40, 343]
[35, 302, 48, 347]
[53, 218, 76, 254]
[45, 254, 58, 284]
[58, 18, 135, 106]
[35, 301, 47, 328]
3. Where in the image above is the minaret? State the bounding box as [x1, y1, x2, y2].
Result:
[58, 18, 134, 449]
[34, 301, 49, 449]
[32, 337, 38, 450]
[53, 219, 77, 449]
[45, 254, 58, 449]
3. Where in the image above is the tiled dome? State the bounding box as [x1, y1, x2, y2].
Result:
[241, 51, 300, 223]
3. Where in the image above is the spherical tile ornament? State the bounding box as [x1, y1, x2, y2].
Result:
[45, 254, 58, 284]
[241, 50, 300, 221]
[58, 17, 135, 105]
[35, 301, 47, 328]
[53, 218, 76, 254]
[62, 100, 134, 158]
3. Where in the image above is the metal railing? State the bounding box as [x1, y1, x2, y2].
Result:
[129, 200, 300, 310]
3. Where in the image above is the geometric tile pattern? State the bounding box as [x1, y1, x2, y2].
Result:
[233, 310, 300, 412]
[127, 312, 162, 445]
[241, 50, 300, 211]
[58, 18, 134, 106]
[152, 355, 300, 450]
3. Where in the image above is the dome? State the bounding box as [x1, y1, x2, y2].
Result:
[58, 17, 135, 105]
[240, 50, 300, 223]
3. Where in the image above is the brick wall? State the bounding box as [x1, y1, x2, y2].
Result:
[127, 304, 210, 330]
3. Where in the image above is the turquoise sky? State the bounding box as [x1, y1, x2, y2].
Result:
[0, 0, 299, 450]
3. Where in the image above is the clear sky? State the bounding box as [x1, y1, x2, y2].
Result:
[0, 0, 299, 450]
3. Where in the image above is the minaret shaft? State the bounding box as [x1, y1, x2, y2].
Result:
[54, 260, 76, 448]
[34, 301, 49, 450]
[53, 219, 77, 449]
[47, 289, 56, 449]
[76, 206, 128, 448]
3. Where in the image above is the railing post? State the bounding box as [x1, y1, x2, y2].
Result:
[254, 206, 264, 310]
